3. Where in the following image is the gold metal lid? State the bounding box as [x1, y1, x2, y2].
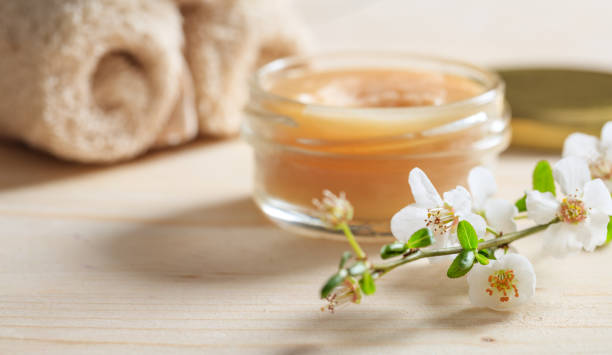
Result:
[500, 68, 612, 150]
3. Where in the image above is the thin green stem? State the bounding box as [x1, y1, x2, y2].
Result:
[338, 222, 366, 259]
[514, 214, 529, 220]
[486, 226, 500, 237]
[372, 219, 559, 277]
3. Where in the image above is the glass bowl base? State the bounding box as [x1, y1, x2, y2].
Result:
[254, 193, 394, 242]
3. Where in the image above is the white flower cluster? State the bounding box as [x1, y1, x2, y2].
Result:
[526, 157, 612, 255]
[391, 123, 612, 311]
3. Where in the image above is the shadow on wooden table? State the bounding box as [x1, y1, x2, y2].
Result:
[0, 138, 224, 192]
[281, 262, 512, 352]
[0, 141, 98, 192]
[103, 197, 352, 283]
[81, 196, 514, 355]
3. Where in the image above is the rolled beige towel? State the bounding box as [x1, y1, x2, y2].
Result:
[154, 59, 198, 148]
[0, 0, 194, 163]
[93, 53, 198, 151]
[0, 0, 306, 163]
[177, 0, 309, 137]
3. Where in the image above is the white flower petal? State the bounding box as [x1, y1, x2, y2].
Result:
[526, 190, 560, 224]
[604, 179, 612, 193]
[443, 186, 472, 214]
[427, 232, 457, 264]
[583, 179, 612, 215]
[562, 132, 600, 161]
[583, 210, 610, 252]
[604, 147, 612, 163]
[542, 223, 583, 257]
[429, 233, 447, 250]
[467, 253, 535, 311]
[601, 121, 612, 148]
[408, 168, 442, 208]
[484, 198, 518, 234]
[430, 232, 458, 251]
[499, 255, 536, 309]
[493, 245, 518, 259]
[390, 205, 427, 243]
[458, 212, 487, 238]
[466, 262, 494, 307]
[553, 157, 591, 195]
[468, 166, 497, 211]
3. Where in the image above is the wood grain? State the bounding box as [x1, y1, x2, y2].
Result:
[0, 139, 610, 354]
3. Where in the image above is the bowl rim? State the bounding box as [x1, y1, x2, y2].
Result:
[249, 51, 504, 119]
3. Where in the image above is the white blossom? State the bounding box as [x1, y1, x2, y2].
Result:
[468, 166, 518, 234]
[391, 168, 486, 248]
[467, 253, 536, 311]
[526, 157, 612, 256]
[313, 190, 354, 227]
[563, 121, 612, 190]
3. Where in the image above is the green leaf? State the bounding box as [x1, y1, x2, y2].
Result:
[447, 250, 475, 278]
[320, 269, 348, 299]
[406, 228, 435, 249]
[515, 195, 527, 212]
[348, 262, 367, 276]
[478, 248, 496, 260]
[515, 160, 555, 212]
[607, 216, 612, 244]
[457, 220, 479, 250]
[339, 251, 352, 269]
[475, 252, 490, 265]
[533, 160, 556, 196]
[380, 242, 406, 259]
[359, 271, 376, 295]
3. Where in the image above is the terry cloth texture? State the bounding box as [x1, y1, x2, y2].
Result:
[0, 0, 307, 162]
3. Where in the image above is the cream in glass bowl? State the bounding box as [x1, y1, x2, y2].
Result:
[243, 52, 510, 239]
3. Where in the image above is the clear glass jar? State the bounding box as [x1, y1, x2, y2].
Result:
[244, 52, 510, 239]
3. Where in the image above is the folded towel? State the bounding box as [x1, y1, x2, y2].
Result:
[154, 59, 198, 148]
[178, 0, 308, 137]
[0, 0, 306, 163]
[0, 0, 185, 162]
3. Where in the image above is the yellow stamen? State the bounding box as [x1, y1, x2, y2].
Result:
[486, 269, 519, 302]
[558, 197, 588, 224]
[424, 205, 457, 236]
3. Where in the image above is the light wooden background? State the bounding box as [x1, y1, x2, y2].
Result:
[1, 140, 611, 354]
[2, 1, 612, 353]
[294, 0, 612, 70]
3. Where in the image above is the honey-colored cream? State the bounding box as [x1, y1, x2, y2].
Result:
[270, 69, 483, 108]
[246, 54, 510, 237]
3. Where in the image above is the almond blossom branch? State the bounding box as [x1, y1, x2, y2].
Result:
[338, 221, 366, 260]
[319, 121, 612, 313]
[372, 219, 558, 277]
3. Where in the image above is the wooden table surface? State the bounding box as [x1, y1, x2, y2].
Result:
[0, 139, 610, 354]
